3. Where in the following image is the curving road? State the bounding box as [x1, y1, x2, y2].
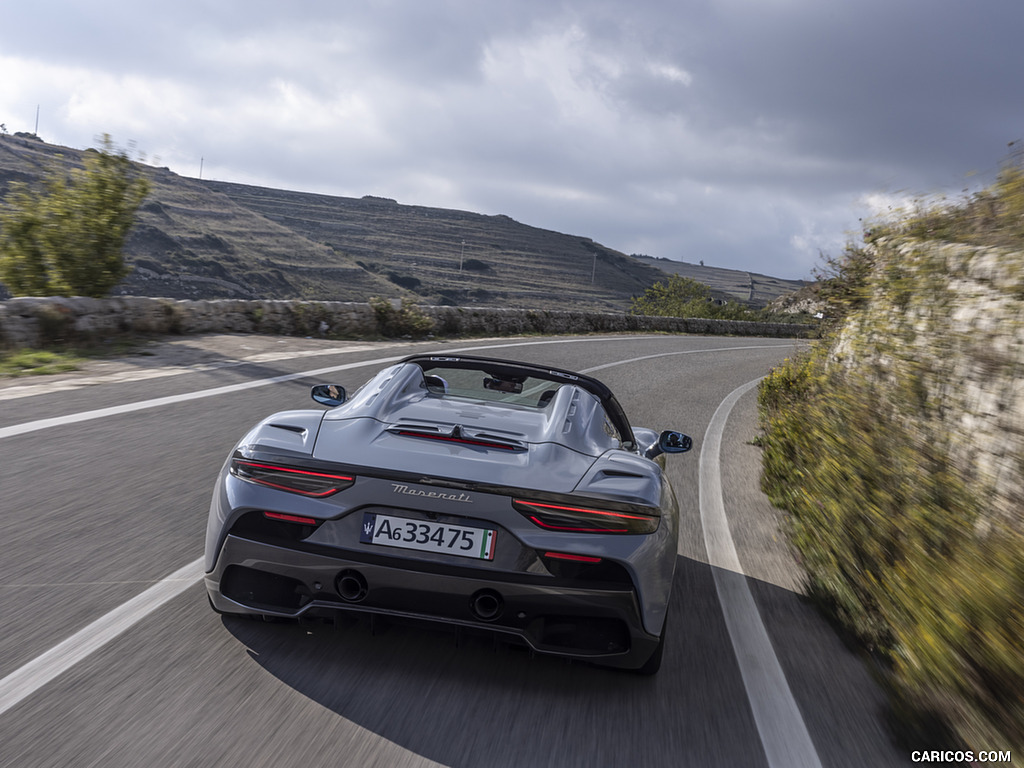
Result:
[0, 334, 911, 767]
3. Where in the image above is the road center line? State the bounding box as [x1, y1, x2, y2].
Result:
[0, 337, 795, 441]
[699, 378, 823, 768]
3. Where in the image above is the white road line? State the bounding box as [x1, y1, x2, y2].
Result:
[0, 337, 795, 441]
[581, 344, 800, 374]
[699, 378, 823, 768]
[0, 343, 399, 402]
[0, 558, 204, 717]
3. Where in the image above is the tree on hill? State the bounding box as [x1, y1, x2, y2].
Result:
[631, 273, 782, 321]
[630, 273, 712, 316]
[0, 135, 149, 297]
[631, 272, 752, 319]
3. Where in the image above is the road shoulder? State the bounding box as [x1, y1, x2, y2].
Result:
[720, 387, 909, 768]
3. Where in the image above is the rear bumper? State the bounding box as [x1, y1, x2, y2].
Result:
[206, 534, 661, 670]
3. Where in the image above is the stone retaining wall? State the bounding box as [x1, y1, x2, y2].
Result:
[833, 237, 1024, 525]
[0, 296, 812, 348]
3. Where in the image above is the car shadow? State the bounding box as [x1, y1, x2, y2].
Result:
[221, 554, 909, 768]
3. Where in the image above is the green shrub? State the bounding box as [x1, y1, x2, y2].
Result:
[867, 161, 1024, 249]
[760, 350, 977, 636]
[0, 135, 149, 298]
[368, 297, 434, 338]
[0, 348, 83, 376]
[889, 523, 1024, 750]
[288, 302, 333, 336]
[630, 274, 713, 317]
[759, 327, 1021, 753]
[631, 273, 809, 323]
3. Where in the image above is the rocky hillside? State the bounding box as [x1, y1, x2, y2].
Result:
[832, 237, 1024, 525]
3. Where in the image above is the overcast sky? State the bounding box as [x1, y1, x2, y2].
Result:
[2, 1, 1022, 279]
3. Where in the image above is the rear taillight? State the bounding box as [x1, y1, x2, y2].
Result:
[513, 499, 658, 534]
[543, 551, 603, 563]
[264, 511, 319, 525]
[230, 459, 355, 497]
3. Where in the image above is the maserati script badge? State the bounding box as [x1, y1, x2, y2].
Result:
[391, 483, 473, 503]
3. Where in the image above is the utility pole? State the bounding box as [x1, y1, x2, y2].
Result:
[459, 240, 465, 272]
[199, 157, 204, 180]
[591, 252, 597, 284]
[34, 105, 39, 136]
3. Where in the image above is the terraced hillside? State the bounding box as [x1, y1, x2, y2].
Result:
[202, 180, 665, 310]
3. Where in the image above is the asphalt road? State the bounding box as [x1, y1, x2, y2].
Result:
[0, 334, 912, 767]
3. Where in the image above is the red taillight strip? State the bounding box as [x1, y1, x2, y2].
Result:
[264, 511, 319, 525]
[513, 498, 658, 534]
[527, 515, 629, 533]
[395, 430, 521, 450]
[231, 459, 354, 497]
[543, 551, 603, 563]
[235, 460, 354, 483]
[516, 500, 651, 522]
[247, 478, 340, 497]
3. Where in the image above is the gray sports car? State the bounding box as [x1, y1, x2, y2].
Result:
[204, 354, 691, 673]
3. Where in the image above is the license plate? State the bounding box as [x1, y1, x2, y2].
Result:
[359, 513, 496, 560]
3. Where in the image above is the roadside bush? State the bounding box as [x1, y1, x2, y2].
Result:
[759, 348, 1023, 750]
[630, 274, 714, 317]
[869, 162, 1024, 249]
[288, 302, 334, 336]
[368, 297, 434, 338]
[759, 351, 977, 643]
[0, 135, 149, 298]
[891, 523, 1024, 750]
[630, 273, 808, 323]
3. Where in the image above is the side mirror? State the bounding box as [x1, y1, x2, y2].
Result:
[645, 430, 692, 459]
[311, 384, 346, 407]
[660, 430, 692, 453]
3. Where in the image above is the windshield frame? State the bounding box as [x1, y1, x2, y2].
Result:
[400, 354, 637, 448]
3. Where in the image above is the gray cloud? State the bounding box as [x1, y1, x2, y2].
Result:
[2, 0, 1021, 280]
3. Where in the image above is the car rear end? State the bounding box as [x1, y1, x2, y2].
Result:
[204, 449, 676, 671]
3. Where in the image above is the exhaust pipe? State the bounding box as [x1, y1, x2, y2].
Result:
[469, 589, 503, 621]
[336, 570, 368, 602]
